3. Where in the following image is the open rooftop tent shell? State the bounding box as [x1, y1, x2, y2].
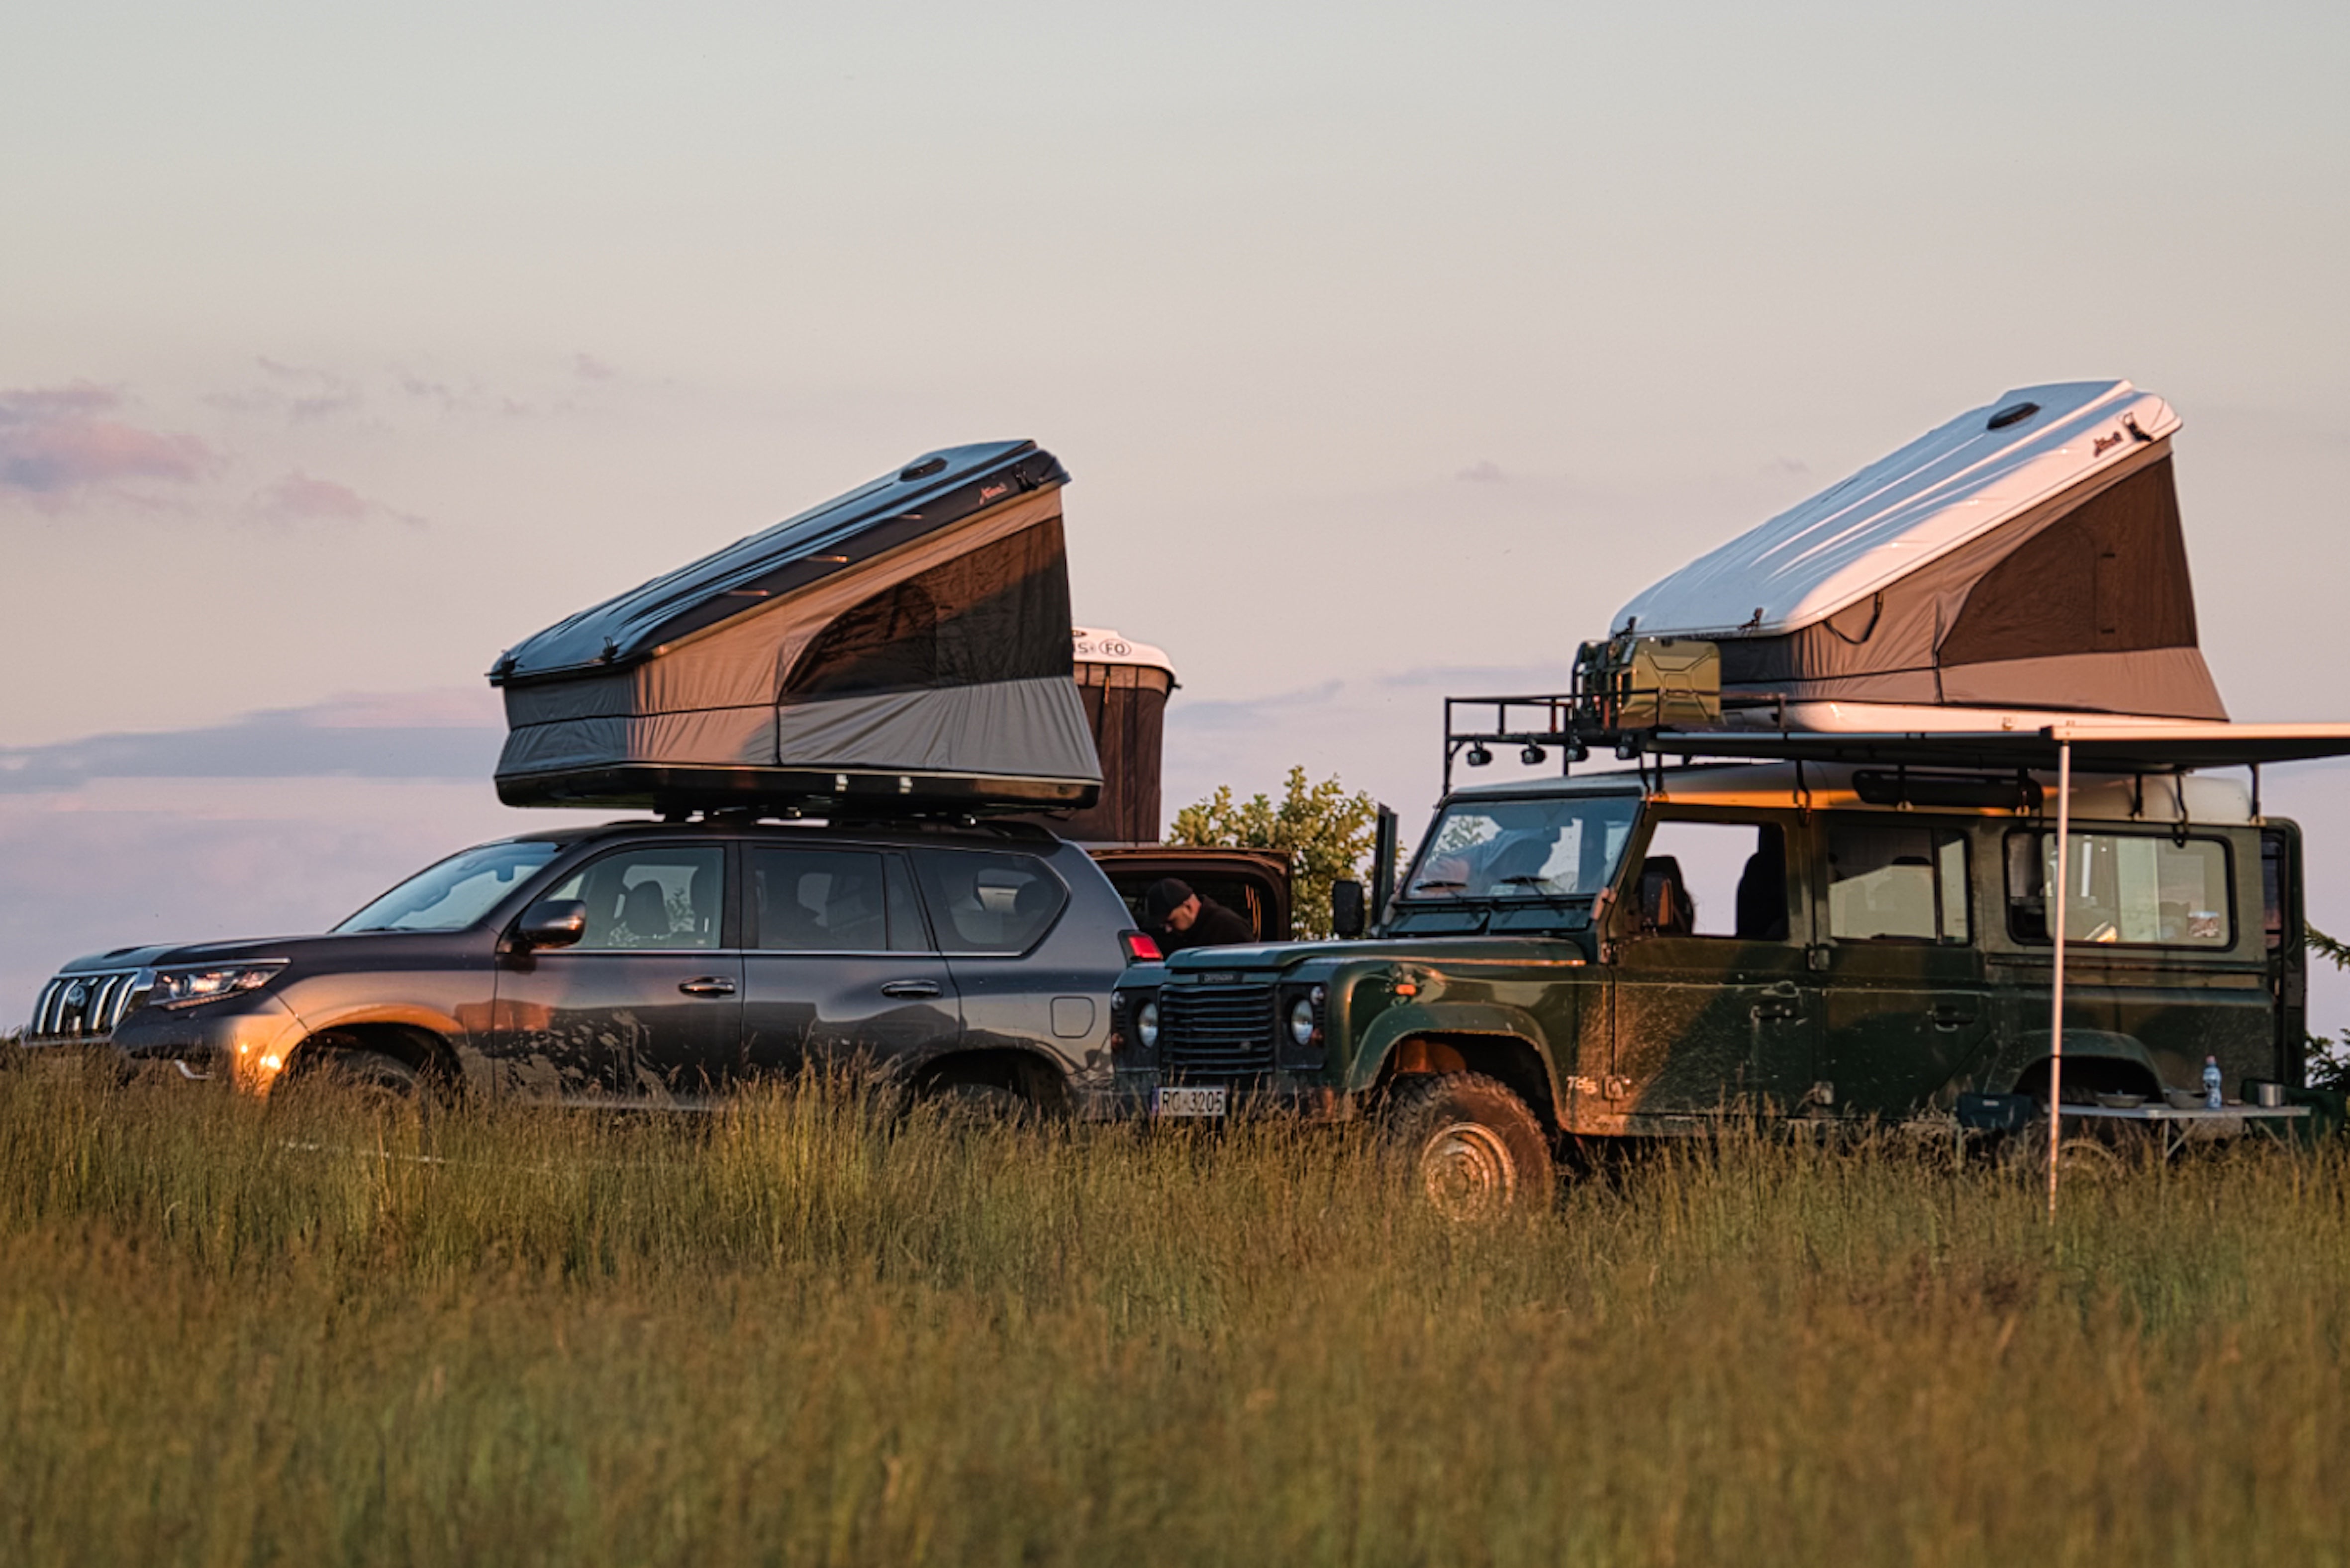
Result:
[489, 441, 1102, 814]
[1610, 381, 2227, 728]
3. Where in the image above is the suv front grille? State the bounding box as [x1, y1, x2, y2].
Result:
[1159, 983, 1277, 1079]
[26, 969, 150, 1044]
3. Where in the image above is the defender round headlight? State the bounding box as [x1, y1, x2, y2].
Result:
[1137, 999, 1160, 1049]
[1288, 996, 1317, 1046]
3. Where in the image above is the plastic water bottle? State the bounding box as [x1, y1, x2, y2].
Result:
[2202, 1055, 2224, 1111]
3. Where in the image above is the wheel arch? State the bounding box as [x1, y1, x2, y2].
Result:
[287, 1017, 462, 1090]
[2005, 1029, 2164, 1103]
[906, 1043, 1074, 1114]
[1361, 1016, 1562, 1135]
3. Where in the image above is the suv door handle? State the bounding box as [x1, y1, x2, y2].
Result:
[1751, 1000, 1800, 1022]
[1930, 1005, 1977, 1030]
[880, 980, 942, 999]
[678, 977, 737, 998]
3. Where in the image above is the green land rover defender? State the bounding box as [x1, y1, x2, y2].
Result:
[1116, 733, 2318, 1215]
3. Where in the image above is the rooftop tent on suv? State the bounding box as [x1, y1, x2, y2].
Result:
[489, 441, 1102, 814]
[1609, 381, 2227, 727]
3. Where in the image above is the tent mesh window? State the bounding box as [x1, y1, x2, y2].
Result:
[785, 519, 1073, 699]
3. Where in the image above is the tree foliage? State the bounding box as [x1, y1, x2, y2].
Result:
[2305, 926, 2350, 1092]
[1167, 767, 1379, 940]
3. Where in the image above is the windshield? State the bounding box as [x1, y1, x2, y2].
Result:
[1404, 794, 1640, 901]
[334, 840, 563, 932]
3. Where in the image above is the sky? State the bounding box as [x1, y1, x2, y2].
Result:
[5, 1, 2350, 1021]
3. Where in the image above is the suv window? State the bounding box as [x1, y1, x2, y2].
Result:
[910, 848, 1068, 954]
[747, 846, 928, 953]
[336, 839, 562, 932]
[542, 845, 724, 950]
[2004, 830, 2231, 948]
[1634, 820, 1788, 940]
[1826, 824, 1969, 943]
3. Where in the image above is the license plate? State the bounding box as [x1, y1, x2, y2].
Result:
[1153, 1085, 1227, 1119]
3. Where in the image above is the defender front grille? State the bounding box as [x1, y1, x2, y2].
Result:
[1159, 983, 1277, 1079]
[26, 969, 150, 1044]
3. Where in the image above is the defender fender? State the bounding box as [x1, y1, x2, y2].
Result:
[1348, 1001, 1563, 1124]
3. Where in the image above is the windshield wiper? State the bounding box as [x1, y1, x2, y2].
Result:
[1410, 880, 1467, 893]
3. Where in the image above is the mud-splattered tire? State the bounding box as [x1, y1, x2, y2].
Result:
[1381, 1071, 1554, 1221]
[2004, 1121, 2139, 1181]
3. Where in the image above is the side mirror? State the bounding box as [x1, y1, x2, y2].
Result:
[513, 899, 588, 950]
[1331, 879, 1367, 940]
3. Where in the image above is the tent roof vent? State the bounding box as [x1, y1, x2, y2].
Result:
[1986, 400, 2040, 430]
[899, 456, 948, 480]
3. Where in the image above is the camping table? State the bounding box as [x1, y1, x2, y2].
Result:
[2060, 1102, 2309, 1160]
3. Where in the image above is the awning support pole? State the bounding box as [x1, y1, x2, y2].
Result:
[2046, 739, 2072, 1223]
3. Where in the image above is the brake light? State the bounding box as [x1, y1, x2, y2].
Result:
[1121, 930, 1163, 963]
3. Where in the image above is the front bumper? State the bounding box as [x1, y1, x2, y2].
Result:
[1126, 1066, 1358, 1121]
[98, 996, 305, 1091]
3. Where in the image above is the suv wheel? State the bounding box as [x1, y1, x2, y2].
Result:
[276, 1044, 434, 1129]
[916, 1078, 1045, 1130]
[1381, 1071, 1553, 1220]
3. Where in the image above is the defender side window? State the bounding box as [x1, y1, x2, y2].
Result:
[1633, 820, 1789, 940]
[1826, 825, 1969, 943]
[2004, 830, 2232, 948]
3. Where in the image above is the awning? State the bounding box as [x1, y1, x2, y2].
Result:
[1643, 722, 2350, 774]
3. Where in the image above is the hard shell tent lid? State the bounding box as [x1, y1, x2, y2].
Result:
[1608, 381, 2227, 723]
[489, 441, 1103, 813]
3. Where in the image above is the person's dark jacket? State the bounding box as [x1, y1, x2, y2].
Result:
[1158, 895, 1256, 953]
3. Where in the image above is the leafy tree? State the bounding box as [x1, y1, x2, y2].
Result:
[2307, 926, 2350, 1092]
[1168, 767, 1379, 940]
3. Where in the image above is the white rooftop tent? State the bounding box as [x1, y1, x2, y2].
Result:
[1611, 381, 2227, 730]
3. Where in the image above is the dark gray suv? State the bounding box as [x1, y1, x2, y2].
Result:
[19, 818, 1155, 1114]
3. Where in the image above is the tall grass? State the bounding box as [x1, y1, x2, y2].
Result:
[1, 1060, 2345, 1566]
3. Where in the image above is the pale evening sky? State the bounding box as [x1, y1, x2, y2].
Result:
[4, 1, 2348, 1019]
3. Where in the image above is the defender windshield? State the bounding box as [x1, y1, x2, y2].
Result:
[1405, 793, 1641, 901]
[335, 840, 563, 932]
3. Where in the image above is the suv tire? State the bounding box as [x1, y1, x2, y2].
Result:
[276, 1044, 434, 1130]
[1381, 1070, 1553, 1220]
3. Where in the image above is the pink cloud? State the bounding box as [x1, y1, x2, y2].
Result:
[0, 383, 215, 503]
[252, 470, 423, 529]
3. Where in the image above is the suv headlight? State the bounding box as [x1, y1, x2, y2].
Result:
[1137, 999, 1160, 1049]
[150, 963, 286, 1007]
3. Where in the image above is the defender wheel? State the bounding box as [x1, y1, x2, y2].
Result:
[1382, 1071, 1554, 1221]
[2005, 1122, 2135, 1180]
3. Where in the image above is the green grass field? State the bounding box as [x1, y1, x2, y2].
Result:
[1, 1063, 2344, 1567]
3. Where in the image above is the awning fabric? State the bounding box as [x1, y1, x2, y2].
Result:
[1611, 382, 2227, 721]
[1643, 723, 2350, 774]
[489, 442, 1102, 812]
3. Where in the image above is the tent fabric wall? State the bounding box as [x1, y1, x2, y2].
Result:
[1040, 662, 1173, 842]
[769, 677, 1098, 780]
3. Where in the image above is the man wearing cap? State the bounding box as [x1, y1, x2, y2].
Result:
[1141, 878, 1255, 953]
